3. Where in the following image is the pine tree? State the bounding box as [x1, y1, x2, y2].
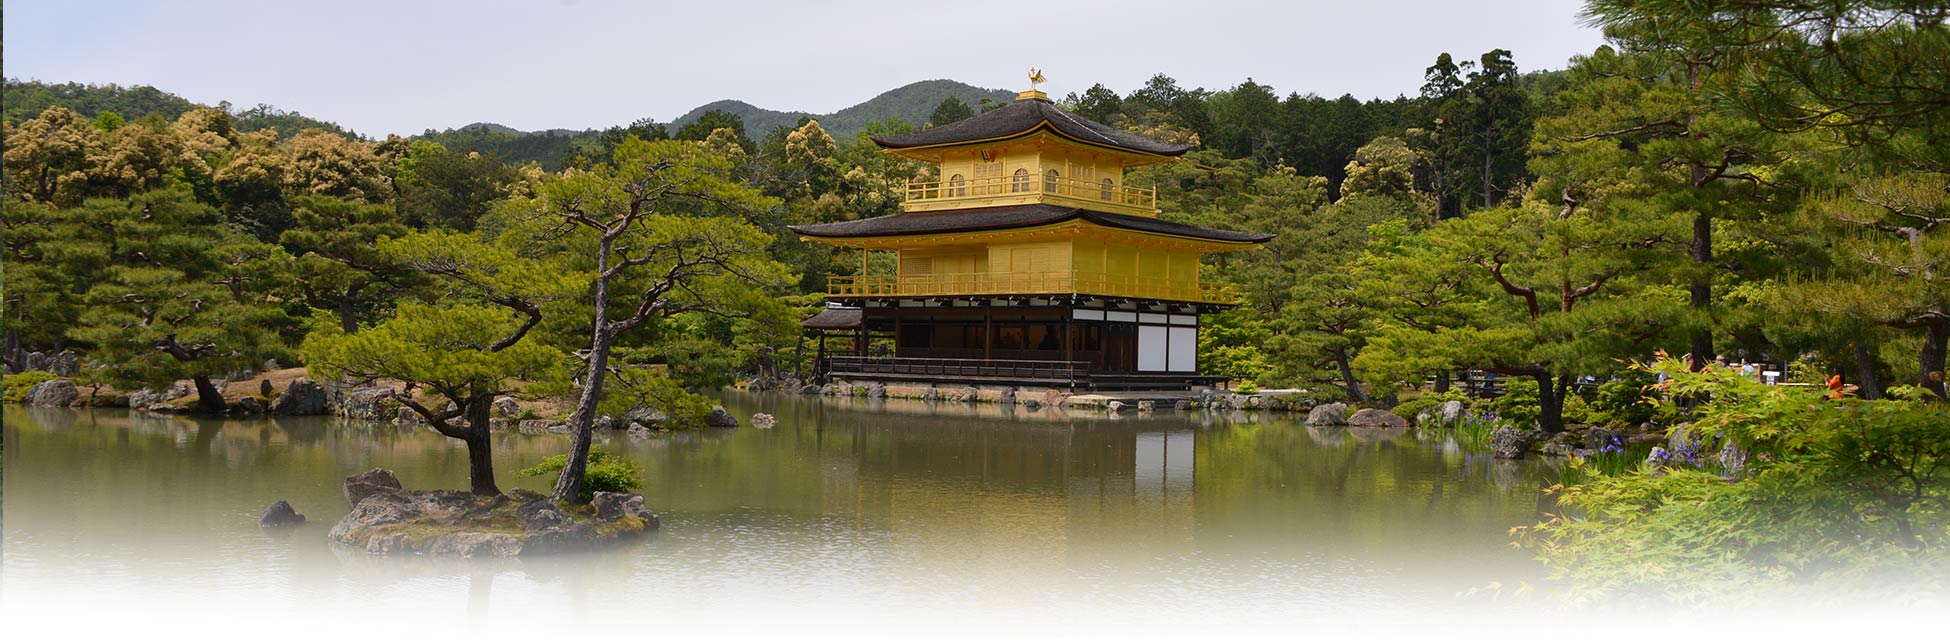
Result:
[67, 190, 296, 411]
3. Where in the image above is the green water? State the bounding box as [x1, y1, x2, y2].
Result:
[2, 395, 1558, 631]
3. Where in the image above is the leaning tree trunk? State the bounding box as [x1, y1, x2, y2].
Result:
[191, 374, 227, 414]
[1534, 372, 1568, 433]
[462, 396, 500, 496]
[552, 234, 619, 504]
[1335, 347, 1369, 403]
[552, 338, 614, 503]
[1853, 338, 1883, 400]
[1921, 318, 1948, 400]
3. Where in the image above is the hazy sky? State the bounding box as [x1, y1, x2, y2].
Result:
[5, 0, 1608, 136]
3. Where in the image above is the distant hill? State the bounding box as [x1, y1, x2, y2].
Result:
[421, 79, 1015, 170]
[3, 79, 360, 139]
[4, 77, 1014, 169]
[668, 79, 1015, 141]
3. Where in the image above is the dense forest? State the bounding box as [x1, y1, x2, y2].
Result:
[5, 0, 1948, 598]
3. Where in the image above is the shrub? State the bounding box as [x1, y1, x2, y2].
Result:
[518, 446, 645, 502]
[1235, 379, 1259, 395]
[1587, 370, 1657, 428]
[1516, 356, 1950, 604]
[1392, 389, 1467, 424]
[3, 371, 60, 403]
[1560, 393, 1594, 425]
[1487, 377, 1541, 428]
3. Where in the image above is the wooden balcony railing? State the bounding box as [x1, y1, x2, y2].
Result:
[904, 174, 1156, 211]
[825, 271, 1240, 305]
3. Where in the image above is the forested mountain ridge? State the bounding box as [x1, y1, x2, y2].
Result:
[3, 79, 358, 139]
[668, 79, 1016, 141]
[3, 77, 1010, 168]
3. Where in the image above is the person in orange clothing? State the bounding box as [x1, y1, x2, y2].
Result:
[1827, 373, 1845, 400]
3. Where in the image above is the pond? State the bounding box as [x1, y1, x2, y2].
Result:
[2, 395, 1562, 634]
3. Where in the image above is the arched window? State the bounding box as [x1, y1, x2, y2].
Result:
[1011, 168, 1031, 193]
[1044, 169, 1060, 193]
[948, 174, 966, 197]
[1100, 178, 1116, 201]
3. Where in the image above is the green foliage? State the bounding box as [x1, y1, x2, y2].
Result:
[1235, 380, 1260, 395]
[1560, 393, 1592, 425]
[393, 140, 521, 230]
[1518, 356, 1950, 604]
[3, 371, 60, 403]
[1391, 389, 1466, 423]
[927, 96, 975, 127]
[1588, 370, 1656, 428]
[65, 190, 296, 394]
[517, 446, 644, 502]
[1487, 378, 1540, 428]
[598, 368, 713, 429]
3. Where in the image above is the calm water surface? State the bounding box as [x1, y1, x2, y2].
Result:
[3, 395, 1563, 634]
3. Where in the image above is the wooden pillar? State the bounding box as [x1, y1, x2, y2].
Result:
[1063, 311, 1074, 364]
[815, 332, 827, 378]
[892, 309, 902, 359]
[983, 304, 994, 361]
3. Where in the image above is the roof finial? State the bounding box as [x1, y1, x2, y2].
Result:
[1018, 68, 1050, 102]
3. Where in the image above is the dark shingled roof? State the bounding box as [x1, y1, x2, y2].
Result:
[872, 98, 1193, 157]
[788, 204, 1274, 243]
[801, 307, 863, 330]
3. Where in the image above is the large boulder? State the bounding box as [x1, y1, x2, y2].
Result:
[129, 381, 192, 409]
[624, 406, 667, 428]
[1718, 440, 1750, 476]
[1347, 408, 1409, 429]
[1644, 446, 1671, 476]
[866, 382, 887, 399]
[517, 500, 574, 531]
[272, 378, 328, 416]
[591, 491, 659, 529]
[342, 468, 404, 507]
[48, 350, 80, 377]
[705, 406, 739, 428]
[1585, 427, 1624, 453]
[1438, 400, 1466, 426]
[1305, 402, 1348, 426]
[1490, 425, 1529, 459]
[492, 396, 521, 417]
[23, 379, 78, 407]
[233, 396, 267, 415]
[258, 501, 306, 527]
[24, 351, 46, 372]
[1540, 432, 1579, 457]
[338, 386, 397, 421]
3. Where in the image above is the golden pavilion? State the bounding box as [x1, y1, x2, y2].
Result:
[791, 81, 1273, 390]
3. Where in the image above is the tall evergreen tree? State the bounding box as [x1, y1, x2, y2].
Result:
[68, 190, 295, 412]
[926, 96, 975, 127]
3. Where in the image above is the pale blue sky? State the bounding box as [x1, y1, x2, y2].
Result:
[4, 0, 1607, 136]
